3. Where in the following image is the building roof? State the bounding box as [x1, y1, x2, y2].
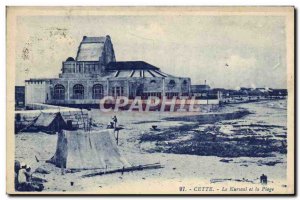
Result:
[34, 112, 65, 127]
[66, 57, 75, 61]
[106, 61, 159, 71]
[25, 78, 53, 83]
[105, 61, 175, 78]
[82, 36, 106, 43]
[76, 36, 107, 62]
[104, 61, 179, 78]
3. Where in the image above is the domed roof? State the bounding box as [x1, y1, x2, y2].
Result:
[66, 57, 75, 61]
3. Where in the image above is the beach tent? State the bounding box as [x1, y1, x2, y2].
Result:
[16, 112, 68, 134]
[47, 129, 131, 170]
[33, 112, 67, 134]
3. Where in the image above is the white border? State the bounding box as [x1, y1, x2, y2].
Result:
[1, 0, 298, 199]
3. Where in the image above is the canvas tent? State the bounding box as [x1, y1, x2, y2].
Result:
[47, 129, 131, 170]
[16, 112, 68, 134]
[33, 112, 67, 133]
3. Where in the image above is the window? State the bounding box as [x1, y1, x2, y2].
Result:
[169, 80, 176, 87]
[78, 64, 81, 73]
[150, 80, 156, 84]
[112, 86, 124, 97]
[73, 84, 84, 99]
[53, 84, 65, 100]
[181, 80, 188, 92]
[136, 84, 144, 96]
[93, 84, 104, 99]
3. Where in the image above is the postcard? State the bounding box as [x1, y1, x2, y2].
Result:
[6, 6, 295, 195]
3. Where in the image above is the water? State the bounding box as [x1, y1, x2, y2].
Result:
[140, 99, 288, 158]
[224, 100, 287, 140]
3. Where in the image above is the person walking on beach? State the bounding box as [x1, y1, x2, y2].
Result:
[260, 174, 268, 184]
[112, 115, 118, 128]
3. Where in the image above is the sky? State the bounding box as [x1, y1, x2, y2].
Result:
[15, 14, 287, 89]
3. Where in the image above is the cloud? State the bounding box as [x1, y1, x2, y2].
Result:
[133, 22, 166, 40]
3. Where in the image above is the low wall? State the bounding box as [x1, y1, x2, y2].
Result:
[46, 98, 220, 106]
[24, 103, 82, 111]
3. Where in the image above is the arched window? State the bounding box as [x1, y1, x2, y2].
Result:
[169, 80, 176, 87]
[73, 84, 84, 99]
[181, 80, 189, 96]
[93, 84, 104, 99]
[54, 84, 65, 100]
[150, 80, 156, 84]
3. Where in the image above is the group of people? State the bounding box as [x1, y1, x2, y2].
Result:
[14, 160, 44, 191]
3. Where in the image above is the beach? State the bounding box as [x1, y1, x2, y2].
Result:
[14, 100, 288, 193]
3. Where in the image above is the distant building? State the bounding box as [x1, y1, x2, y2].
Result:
[240, 87, 252, 92]
[269, 89, 288, 96]
[25, 36, 191, 106]
[15, 86, 25, 108]
[25, 79, 52, 105]
[190, 84, 218, 99]
[191, 84, 211, 92]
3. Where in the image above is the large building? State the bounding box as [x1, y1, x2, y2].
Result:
[25, 36, 191, 106]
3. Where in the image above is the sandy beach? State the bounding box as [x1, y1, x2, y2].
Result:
[15, 100, 288, 194]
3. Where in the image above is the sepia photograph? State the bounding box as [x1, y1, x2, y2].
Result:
[6, 6, 295, 195]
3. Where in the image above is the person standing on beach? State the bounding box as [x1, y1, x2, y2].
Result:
[14, 160, 21, 190]
[112, 115, 118, 128]
[18, 164, 28, 188]
[24, 166, 32, 182]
